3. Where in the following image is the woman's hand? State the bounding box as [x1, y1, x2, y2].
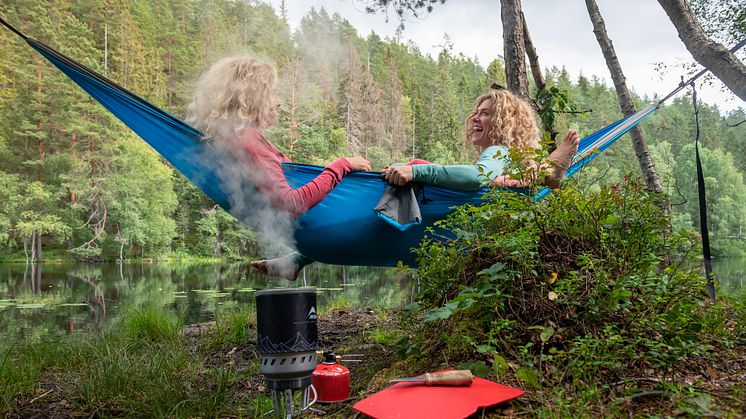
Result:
[344, 156, 372, 172]
[382, 165, 414, 186]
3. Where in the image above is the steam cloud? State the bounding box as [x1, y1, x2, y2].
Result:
[189, 140, 298, 258]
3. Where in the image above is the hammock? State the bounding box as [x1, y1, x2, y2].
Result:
[2, 20, 659, 267]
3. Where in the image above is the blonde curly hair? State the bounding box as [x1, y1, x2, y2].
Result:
[464, 89, 540, 150]
[187, 55, 277, 141]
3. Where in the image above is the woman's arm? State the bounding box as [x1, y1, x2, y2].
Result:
[240, 129, 355, 217]
[411, 164, 484, 190]
[409, 145, 510, 191]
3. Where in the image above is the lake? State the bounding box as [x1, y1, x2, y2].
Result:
[1, 257, 743, 342]
[0, 262, 412, 341]
[712, 257, 746, 297]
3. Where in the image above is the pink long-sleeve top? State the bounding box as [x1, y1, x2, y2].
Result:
[236, 127, 352, 218]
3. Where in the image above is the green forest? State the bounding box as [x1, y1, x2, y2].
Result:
[0, 0, 744, 262]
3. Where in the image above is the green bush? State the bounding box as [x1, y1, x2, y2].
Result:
[402, 178, 722, 385]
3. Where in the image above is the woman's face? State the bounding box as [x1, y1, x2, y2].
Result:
[267, 95, 280, 128]
[470, 98, 494, 149]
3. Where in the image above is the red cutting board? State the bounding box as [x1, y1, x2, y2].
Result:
[352, 377, 524, 419]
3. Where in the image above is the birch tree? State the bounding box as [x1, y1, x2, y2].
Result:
[585, 0, 665, 197]
[658, 0, 746, 101]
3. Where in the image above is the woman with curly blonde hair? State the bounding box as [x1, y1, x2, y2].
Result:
[188, 55, 370, 280]
[383, 87, 579, 190]
[188, 55, 370, 217]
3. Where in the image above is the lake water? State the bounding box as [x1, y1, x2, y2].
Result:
[712, 257, 746, 297]
[1, 257, 743, 342]
[0, 262, 412, 341]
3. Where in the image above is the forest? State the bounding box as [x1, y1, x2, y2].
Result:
[0, 0, 744, 262]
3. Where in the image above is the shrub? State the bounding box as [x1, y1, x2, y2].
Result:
[403, 178, 713, 383]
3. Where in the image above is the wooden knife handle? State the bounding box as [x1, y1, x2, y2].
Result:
[423, 370, 474, 386]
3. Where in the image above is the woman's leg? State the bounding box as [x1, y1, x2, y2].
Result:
[543, 130, 580, 189]
[250, 252, 314, 281]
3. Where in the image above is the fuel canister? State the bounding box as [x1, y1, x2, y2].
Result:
[312, 351, 351, 403]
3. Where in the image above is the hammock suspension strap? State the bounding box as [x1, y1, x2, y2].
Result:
[691, 82, 716, 303]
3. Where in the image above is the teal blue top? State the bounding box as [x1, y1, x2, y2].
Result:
[411, 145, 509, 191]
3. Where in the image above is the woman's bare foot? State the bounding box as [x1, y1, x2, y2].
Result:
[250, 254, 302, 281]
[543, 129, 580, 189]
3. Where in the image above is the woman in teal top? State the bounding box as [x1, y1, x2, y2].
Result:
[403, 144, 510, 190]
[252, 87, 580, 280]
[383, 87, 580, 190]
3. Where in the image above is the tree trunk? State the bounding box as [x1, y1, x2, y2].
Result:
[30, 232, 42, 263]
[521, 11, 558, 141]
[585, 0, 666, 198]
[658, 0, 746, 102]
[23, 237, 29, 264]
[34, 232, 42, 262]
[287, 56, 301, 160]
[522, 11, 545, 93]
[501, 0, 529, 101]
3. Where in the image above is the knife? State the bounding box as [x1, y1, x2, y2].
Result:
[390, 370, 474, 386]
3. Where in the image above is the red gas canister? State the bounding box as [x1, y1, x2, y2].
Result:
[312, 351, 350, 403]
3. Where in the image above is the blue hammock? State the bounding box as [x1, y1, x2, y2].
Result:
[4, 24, 659, 267]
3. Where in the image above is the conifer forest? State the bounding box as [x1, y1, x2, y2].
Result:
[0, 0, 744, 262]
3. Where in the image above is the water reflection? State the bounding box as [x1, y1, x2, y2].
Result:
[711, 257, 746, 297]
[0, 262, 411, 341]
[9, 257, 738, 342]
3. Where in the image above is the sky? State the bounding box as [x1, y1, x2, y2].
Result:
[265, 0, 745, 114]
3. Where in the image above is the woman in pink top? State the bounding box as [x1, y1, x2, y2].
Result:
[187, 55, 370, 269]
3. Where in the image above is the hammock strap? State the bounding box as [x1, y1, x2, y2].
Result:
[691, 83, 716, 302]
[0, 16, 27, 40]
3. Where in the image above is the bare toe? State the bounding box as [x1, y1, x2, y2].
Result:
[250, 260, 269, 275]
[250, 256, 300, 281]
[543, 130, 580, 188]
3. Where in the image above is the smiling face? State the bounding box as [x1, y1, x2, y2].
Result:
[470, 98, 495, 149]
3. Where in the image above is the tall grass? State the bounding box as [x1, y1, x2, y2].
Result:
[209, 304, 256, 349]
[120, 306, 182, 343]
[0, 342, 41, 411]
[0, 307, 236, 417]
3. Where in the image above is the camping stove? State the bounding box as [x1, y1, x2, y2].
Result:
[256, 288, 319, 417]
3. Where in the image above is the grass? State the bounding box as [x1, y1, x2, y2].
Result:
[207, 304, 257, 349]
[0, 343, 43, 411]
[318, 293, 354, 316]
[0, 308, 236, 417]
[0, 302, 403, 418]
[369, 327, 402, 346]
[120, 306, 182, 343]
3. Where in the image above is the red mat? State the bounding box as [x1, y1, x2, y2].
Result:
[352, 377, 524, 419]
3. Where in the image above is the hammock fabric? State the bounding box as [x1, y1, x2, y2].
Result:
[3, 21, 659, 267]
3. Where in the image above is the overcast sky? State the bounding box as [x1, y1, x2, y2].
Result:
[265, 0, 744, 114]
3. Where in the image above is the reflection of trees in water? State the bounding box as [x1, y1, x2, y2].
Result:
[0, 262, 413, 343]
[711, 258, 746, 296]
[114, 264, 178, 309]
[1, 264, 80, 340]
[19, 262, 43, 294]
[65, 266, 107, 332]
[294, 264, 411, 310]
